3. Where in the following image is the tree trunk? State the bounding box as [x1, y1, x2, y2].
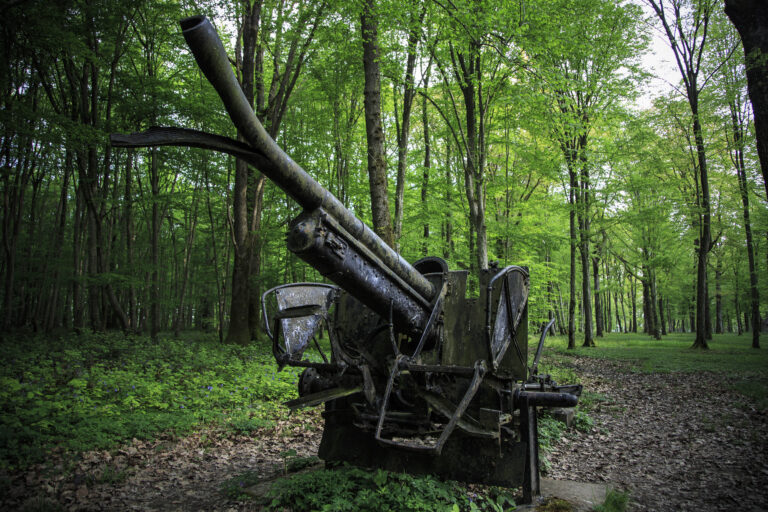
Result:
[731, 102, 761, 348]
[421, 72, 431, 256]
[393, 7, 423, 250]
[725, 0, 768, 200]
[592, 255, 603, 337]
[568, 168, 577, 350]
[443, 144, 453, 259]
[715, 256, 724, 334]
[630, 274, 637, 333]
[361, 0, 394, 247]
[578, 156, 593, 347]
[649, 270, 661, 340]
[227, 0, 262, 344]
[125, 149, 136, 331]
[150, 147, 160, 339]
[173, 189, 199, 337]
[692, 103, 711, 349]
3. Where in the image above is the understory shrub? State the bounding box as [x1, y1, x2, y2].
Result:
[0, 331, 301, 469]
[265, 465, 516, 512]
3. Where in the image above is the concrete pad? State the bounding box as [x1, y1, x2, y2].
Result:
[516, 478, 608, 512]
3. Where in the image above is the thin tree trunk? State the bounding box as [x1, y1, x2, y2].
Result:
[592, 255, 603, 337]
[393, 6, 423, 250]
[361, 0, 393, 247]
[421, 72, 431, 256]
[731, 105, 761, 348]
[630, 274, 637, 333]
[173, 188, 199, 337]
[715, 256, 724, 334]
[568, 168, 576, 350]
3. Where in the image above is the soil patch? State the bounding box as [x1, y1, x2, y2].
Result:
[546, 356, 768, 511]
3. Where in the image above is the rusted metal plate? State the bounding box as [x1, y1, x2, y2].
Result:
[267, 284, 336, 359]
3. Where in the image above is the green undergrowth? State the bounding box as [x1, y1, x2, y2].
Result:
[593, 489, 630, 512]
[536, 332, 768, 374]
[532, 332, 768, 409]
[0, 331, 302, 470]
[263, 464, 516, 512]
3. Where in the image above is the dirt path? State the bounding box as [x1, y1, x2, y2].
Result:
[546, 357, 768, 511]
[4, 359, 767, 511]
[3, 415, 323, 511]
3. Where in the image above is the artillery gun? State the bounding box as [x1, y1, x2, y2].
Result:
[112, 15, 581, 503]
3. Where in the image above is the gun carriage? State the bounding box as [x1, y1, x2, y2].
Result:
[112, 15, 581, 503]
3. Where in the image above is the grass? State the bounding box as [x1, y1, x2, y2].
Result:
[531, 331, 768, 410]
[534, 332, 768, 374]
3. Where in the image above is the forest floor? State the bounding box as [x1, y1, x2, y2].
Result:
[546, 356, 768, 512]
[4, 353, 768, 511]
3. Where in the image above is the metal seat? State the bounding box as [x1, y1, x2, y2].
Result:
[261, 283, 338, 368]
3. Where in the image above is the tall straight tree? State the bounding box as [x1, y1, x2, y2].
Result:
[711, 17, 761, 348]
[646, 0, 718, 349]
[527, 0, 645, 346]
[227, 0, 326, 343]
[361, 0, 394, 247]
[392, 2, 426, 252]
[426, 0, 518, 272]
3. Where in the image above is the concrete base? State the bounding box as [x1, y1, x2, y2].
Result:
[516, 478, 608, 512]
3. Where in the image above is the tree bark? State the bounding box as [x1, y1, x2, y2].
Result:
[227, 0, 262, 345]
[393, 6, 424, 251]
[361, 0, 394, 247]
[592, 255, 603, 337]
[725, 0, 768, 200]
[731, 105, 761, 348]
[715, 256, 724, 334]
[421, 72, 431, 256]
[568, 167, 577, 350]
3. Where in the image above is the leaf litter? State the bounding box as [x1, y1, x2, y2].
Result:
[546, 356, 768, 512]
[2, 358, 767, 511]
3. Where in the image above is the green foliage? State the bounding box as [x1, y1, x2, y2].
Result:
[543, 333, 768, 376]
[265, 465, 516, 512]
[219, 470, 263, 501]
[572, 410, 594, 432]
[593, 489, 630, 512]
[577, 391, 611, 412]
[285, 455, 321, 473]
[0, 332, 301, 470]
[537, 413, 567, 474]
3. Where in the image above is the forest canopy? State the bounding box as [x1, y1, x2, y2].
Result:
[1, 0, 765, 348]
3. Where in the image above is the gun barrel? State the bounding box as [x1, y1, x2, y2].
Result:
[178, 16, 435, 305]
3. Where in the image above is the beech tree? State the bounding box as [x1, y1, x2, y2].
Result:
[526, 0, 646, 347]
[725, 0, 768, 200]
[0, 0, 764, 346]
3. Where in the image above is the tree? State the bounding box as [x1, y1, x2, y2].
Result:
[725, 0, 768, 200]
[227, 0, 326, 343]
[710, 16, 761, 348]
[361, 0, 394, 247]
[646, 0, 720, 349]
[526, 0, 646, 347]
